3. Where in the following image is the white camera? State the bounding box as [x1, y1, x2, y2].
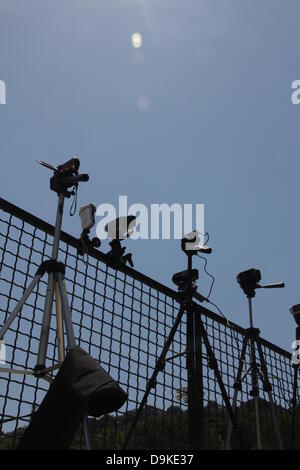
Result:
[79, 203, 96, 232]
[182, 230, 211, 253]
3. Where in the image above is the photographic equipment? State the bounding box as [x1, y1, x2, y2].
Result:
[290, 304, 300, 327]
[237, 268, 261, 298]
[105, 216, 136, 268]
[37, 157, 80, 174]
[0, 157, 89, 370]
[79, 203, 100, 254]
[105, 215, 136, 240]
[0, 158, 127, 449]
[37, 157, 89, 195]
[79, 203, 96, 232]
[289, 304, 300, 450]
[172, 269, 199, 291]
[181, 229, 212, 254]
[226, 268, 285, 449]
[123, 234, 244, 450]
[237, 268, 284, 302]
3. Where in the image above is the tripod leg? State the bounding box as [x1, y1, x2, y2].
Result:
[55, 283, 65, 363]
[225, 335, 248, 449]
[56, 273, 92, 450]
[0, 274, 42, 340]
[56, 274, 75, 347]
[36, 272, 56, 369]
[196, 314, 244, 449]
[290, 363, 299, 450]
[186, 305, 204, 449]
[290, 326, 300, 450]
[248, 334, 262, 449]
[256, 339, 284, 450]
[123, 304, 186, 450]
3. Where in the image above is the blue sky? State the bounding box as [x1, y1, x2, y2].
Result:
[1, 0, 300, 351]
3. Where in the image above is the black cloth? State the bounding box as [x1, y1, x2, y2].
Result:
[17, 346, 127, 450]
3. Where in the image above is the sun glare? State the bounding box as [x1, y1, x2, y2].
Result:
[131, 32, 142, 49]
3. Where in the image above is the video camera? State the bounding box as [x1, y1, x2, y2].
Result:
[37, 157, 89, 195]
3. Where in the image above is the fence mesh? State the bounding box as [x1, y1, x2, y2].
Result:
[0, 198, 299, 450]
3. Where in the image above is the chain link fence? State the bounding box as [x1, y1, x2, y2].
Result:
[0, 198, 298, 450]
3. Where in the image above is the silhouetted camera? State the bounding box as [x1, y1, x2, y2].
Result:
[237, 268, 261, 297]
[37, 157, 89, 194]
[237, 268, 261, 287]
[104, 216, 136, 268]
[290, 304, 300, 327]
[237, 268, 284, 299]
[78, 203, 100, 253]
[172, 269, 199, 290]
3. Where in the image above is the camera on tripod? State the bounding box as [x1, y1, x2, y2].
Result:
[237, 268, 285, 299]
[237, 268, 261, 298]
[226, 266, 286, 450]
[172, 269, 199, 293]
[290, 304, 300, 327]
[181, 230, 212, 254]
[37, 157, 89, 195]
[78, 203, 101, 254]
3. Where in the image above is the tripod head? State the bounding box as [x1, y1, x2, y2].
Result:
[37, 157, 89, 196]
[172, 268, 199, 295]
[237, 268, 285, 299]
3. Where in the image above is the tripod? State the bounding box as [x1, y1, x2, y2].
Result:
[289, 304, 300, 450]
[290, 326, 300, 450]
[123, 239, 244, 450]
[226, 269, 285, 450]
[0, 158, 92, 449]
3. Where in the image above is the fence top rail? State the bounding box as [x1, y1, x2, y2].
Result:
[0, 197, 292, 361]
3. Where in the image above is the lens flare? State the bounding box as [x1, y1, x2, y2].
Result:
[133, 51, 144, 64]
[131, 32, 142, 49]
[137, 96, 150, 112]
